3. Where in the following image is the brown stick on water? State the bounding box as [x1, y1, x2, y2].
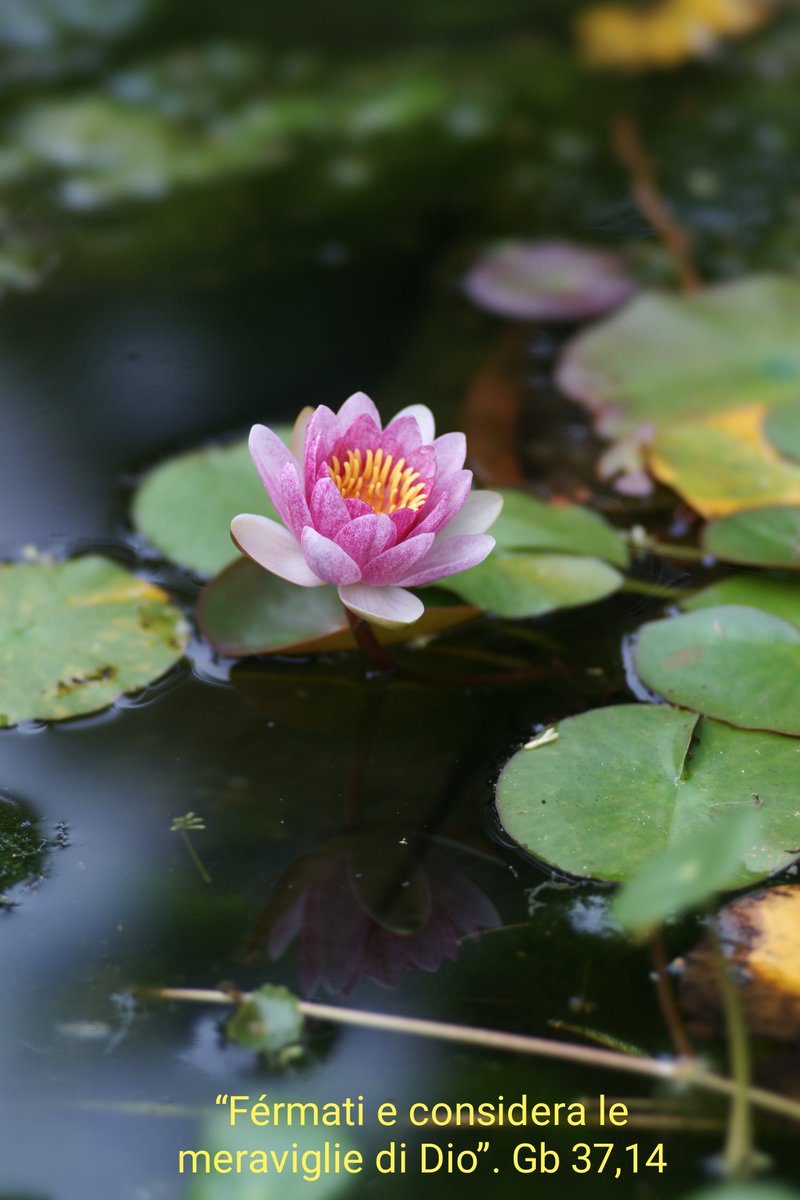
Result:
[612, 111, 702, 294]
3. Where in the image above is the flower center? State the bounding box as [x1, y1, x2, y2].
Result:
[328, 447, 428, 515]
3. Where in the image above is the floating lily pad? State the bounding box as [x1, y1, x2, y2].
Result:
[683, 576, 800, 630]
[198, 558, 478, 656]
[558, 277, 800, 437]
[703, 506, 800, 568]
[491, 489, 628, 566]
[464, 240, 635, 322]
[226, 985, 304, 1062]
[634, 605, 800, 736]
[496, 704, 800, 883]
[649, 406, 800, 518]
[447, 551, 622, 618]
[612, 808, 763, 936]
[556, 278, 800, 513]
[765, 402, 800, 464]
[132, 436, 286, 577]
[0, 556, 188, 726]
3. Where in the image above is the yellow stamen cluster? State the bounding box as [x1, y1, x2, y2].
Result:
[328, 447, 428, 515]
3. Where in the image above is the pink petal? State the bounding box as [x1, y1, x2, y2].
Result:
[414, 470, 472, 535]
[432, 431, 467, 477]
[249, 425, 303, 526]
[338, 583, 424, 628]
[361, 532, 435, 585]
[390, 403, 435, 444]
[439, 489, 503, 538]
[301, 526, 362, 584]
[396, 534, 496, 587]
[390, 509, 419, 539]
[280, 461, 311, 538]
[231, 514, 323, 586]
[334, 513, 394, 567]
[310, 476, 350, 539]
[334, 390, 381, 432]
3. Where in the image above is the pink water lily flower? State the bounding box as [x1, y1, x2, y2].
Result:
[231, 392, 502, 628]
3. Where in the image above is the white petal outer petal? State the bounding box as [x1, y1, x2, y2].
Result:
[338, 583, 424, 629]
[231, 514, 324, 587]
[440, 490, 504, 538]
[290, 406, 314, 463]
[392, 404, 435, 444]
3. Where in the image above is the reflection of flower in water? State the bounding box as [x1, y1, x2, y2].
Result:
[577, 0, 778, 70]
[250, 832, 500, 996]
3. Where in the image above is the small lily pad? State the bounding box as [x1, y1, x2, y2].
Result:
[132, 433, 289, 577]
[0, 556, 188, 726]
[226, 985, 304, 1061]
[682, 576, 800, 630]
[612, 808, 763, 937]
[496, 704, 800, 883]
[446, 551, 622, 618]
[703, 506, 800, 568]
[765, 402, 800, 463]
[198, 558, 478, 656]
[464, 240, 635, 322]
[491, 489, 628, 566]
[634, 605, 800, 736]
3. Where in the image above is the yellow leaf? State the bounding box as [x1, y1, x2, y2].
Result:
[648, 403, 800, 517]
[577, 0, 779, 71]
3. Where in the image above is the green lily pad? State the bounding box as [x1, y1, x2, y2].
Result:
[612, 808, 763, 936]
[446, 551, 622, 618]
[0, 556, 188, 726]
[491, 489, 628, 566]
[703, 506, 800, 568]
[226, 985, 304, 1061]
[198, 558, 478, 656]
[765, 402, 800, 463]
[682, 576, 800, 629]
[557, 276, 800, 438]
[496, 704, 800, 883]
[187, 1113, 360, 1200]
[634, 605, 800, 736]
[132, 433, 289, 577]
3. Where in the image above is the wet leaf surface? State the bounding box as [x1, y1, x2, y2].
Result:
[496, 705, 800, 883]
[447, 551, 622, 618]
[0, 556, 188, 725]
[703, 505, 800, 568]
[635, 605, 800, 735]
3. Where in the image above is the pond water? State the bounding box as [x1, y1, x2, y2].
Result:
[2, 3, 800, 1199]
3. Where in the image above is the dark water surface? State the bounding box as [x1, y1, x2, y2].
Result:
[2, 2, 800, 1197]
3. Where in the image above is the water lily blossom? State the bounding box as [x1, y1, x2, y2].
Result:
[231, 392, 501, 627]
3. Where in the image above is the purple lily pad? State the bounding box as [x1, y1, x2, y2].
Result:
[463, 240, 636, 322]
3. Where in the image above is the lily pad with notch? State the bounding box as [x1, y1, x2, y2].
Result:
[496, 704, 800, 884]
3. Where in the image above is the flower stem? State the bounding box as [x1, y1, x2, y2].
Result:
[139, 985, 800, 1125]
[344, 609, 397, 671]
[710, 921, 756, 1178]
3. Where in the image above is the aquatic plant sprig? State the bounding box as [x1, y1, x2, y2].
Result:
[231, 392, 502, 630]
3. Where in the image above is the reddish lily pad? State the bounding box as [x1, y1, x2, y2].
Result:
[198, 558, 478, 656]
[464, 240, 635, 322]
[634, 605, 800, 736]
[703, 506, 800, 568]
[496, 704, 799, 884]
